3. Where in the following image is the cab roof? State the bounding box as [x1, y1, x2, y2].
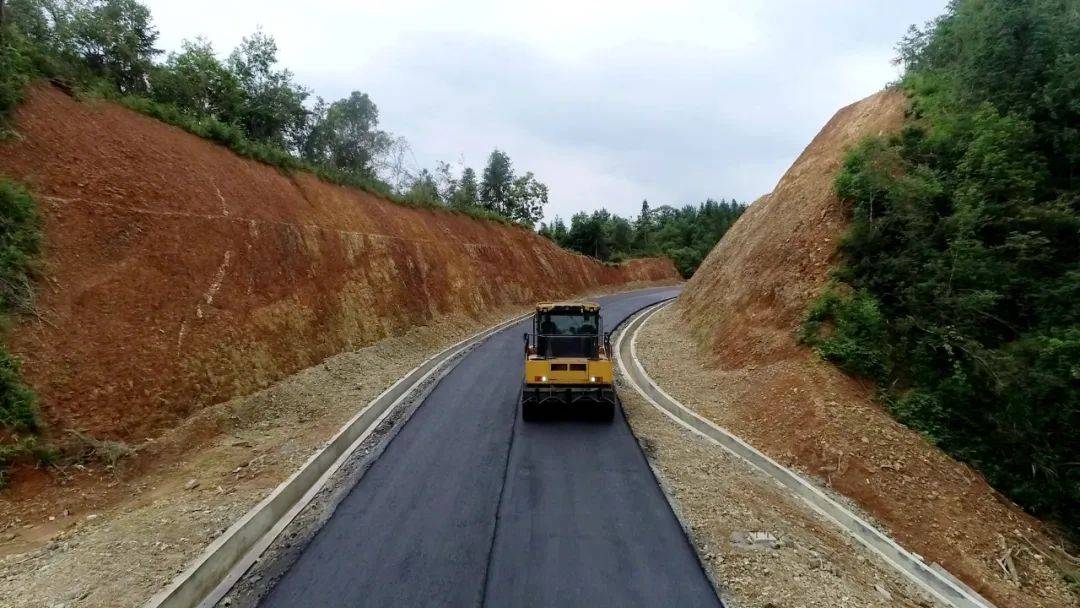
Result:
[535, 301, 600, 313]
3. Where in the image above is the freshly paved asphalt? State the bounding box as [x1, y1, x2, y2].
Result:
[259, 286, 721, 607]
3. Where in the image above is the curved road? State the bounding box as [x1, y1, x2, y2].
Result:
[259, 286, 720, 607]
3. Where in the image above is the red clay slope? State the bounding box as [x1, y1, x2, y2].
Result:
[0, 85, 678, 442]
[673, 89, 1074, 607]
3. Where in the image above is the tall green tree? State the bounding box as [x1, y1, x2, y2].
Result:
[149, 37, 241, 119]
[301, 90, 390, 178]
[3, 0, 58, 49]
[549, 215, 568, 245]
[451, 166, 479, 208]
[632, 199, 654, 253]
[566, 209, 611, 260]
[480, 149, 513, 215]
[508, 171, 547, 226]
[226, 30, 307, 146]
[67, 0, 159, 93]
[609, 215, 633, 257]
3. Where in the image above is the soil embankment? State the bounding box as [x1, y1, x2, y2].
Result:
[654, 89, 1075, 607]
[0, 84, 677, 446]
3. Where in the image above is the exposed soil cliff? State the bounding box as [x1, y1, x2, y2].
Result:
[679, 90, 905, 366]
[663, 89, 1076, 607]
[0, 85, 677, 444]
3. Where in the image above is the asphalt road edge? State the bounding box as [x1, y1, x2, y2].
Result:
[614, 302, 997, 608]
[144, 310, 533, 608]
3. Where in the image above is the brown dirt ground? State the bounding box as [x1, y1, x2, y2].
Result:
[0, 83, 675, 484]
[0, 84, 677, 450]
[666, 88, 1078, 607]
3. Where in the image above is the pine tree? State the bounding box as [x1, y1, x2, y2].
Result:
[550, 216, 568, 245]
[633, 199, 653, 254]
[480, 149, 513, 215]
[452, 167, 479, 208]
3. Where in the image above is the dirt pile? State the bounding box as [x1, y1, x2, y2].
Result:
[665, 89, 1076, 607]
[0, 85, 677, 445]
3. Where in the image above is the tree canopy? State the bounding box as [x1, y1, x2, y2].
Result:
[301, 91, 391, 179]
[803, 0, 1080, 537]
[0, 0, 743, 270]
[0, 0, 554, 227]
[539, 198, 746, 277]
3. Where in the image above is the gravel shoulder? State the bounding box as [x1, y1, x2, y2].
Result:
[617, 365, 939, 608]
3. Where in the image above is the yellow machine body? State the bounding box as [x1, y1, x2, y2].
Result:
[524, 357, 613, 385]
[521, 301, 615, 420]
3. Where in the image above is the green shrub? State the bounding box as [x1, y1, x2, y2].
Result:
[0, 26, 34, 118]
[802, 286, 889, 380]
[0, 180, 44, 472]
[0, 179, 42, 312]
[0, 347, 38, 432]
[887, 390, 948, 444]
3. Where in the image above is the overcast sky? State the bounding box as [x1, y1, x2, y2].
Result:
[141, 1, 947, 221]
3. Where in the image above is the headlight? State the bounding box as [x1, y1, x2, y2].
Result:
[540, 376, 548, 382]
[590, 376, 597, 382]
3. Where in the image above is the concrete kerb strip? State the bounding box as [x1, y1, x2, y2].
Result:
[614, 302, 997, 608]
[144, 310, 534, 608]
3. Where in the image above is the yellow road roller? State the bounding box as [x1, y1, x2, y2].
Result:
[521, 301, 615, 421]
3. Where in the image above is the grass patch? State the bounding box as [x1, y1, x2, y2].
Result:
[0, 179, 43, 312]
[0, 179, 45, 482]
[63, 430, 136, 469]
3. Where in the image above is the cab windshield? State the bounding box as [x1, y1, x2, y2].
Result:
[538, 312, 599, 336]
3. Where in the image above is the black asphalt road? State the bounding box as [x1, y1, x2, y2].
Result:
[259, 286, 720, 608]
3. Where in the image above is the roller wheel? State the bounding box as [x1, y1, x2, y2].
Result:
[522, 401, 540, 422]
[596, 401, 615, 422]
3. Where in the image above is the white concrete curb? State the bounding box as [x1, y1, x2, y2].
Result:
[614, 302, 996, 608]
[144, 311, 532, 608]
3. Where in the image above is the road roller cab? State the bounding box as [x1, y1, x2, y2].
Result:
[521, 301, 615, 421]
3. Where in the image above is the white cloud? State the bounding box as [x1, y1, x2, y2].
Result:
[141, 0, 946, 220]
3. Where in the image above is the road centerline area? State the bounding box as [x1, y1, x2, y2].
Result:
[258, 286, 719, 607]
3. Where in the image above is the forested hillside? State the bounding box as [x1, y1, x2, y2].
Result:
[802, 0, 1079, 537]
[540, 199, 746, 277]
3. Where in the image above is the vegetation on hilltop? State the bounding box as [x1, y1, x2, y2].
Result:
[803, 0, 1079, 538]
[0, 0, 551, 226]
[540, 199, 746, 277]
[1, 0, 741, 261]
